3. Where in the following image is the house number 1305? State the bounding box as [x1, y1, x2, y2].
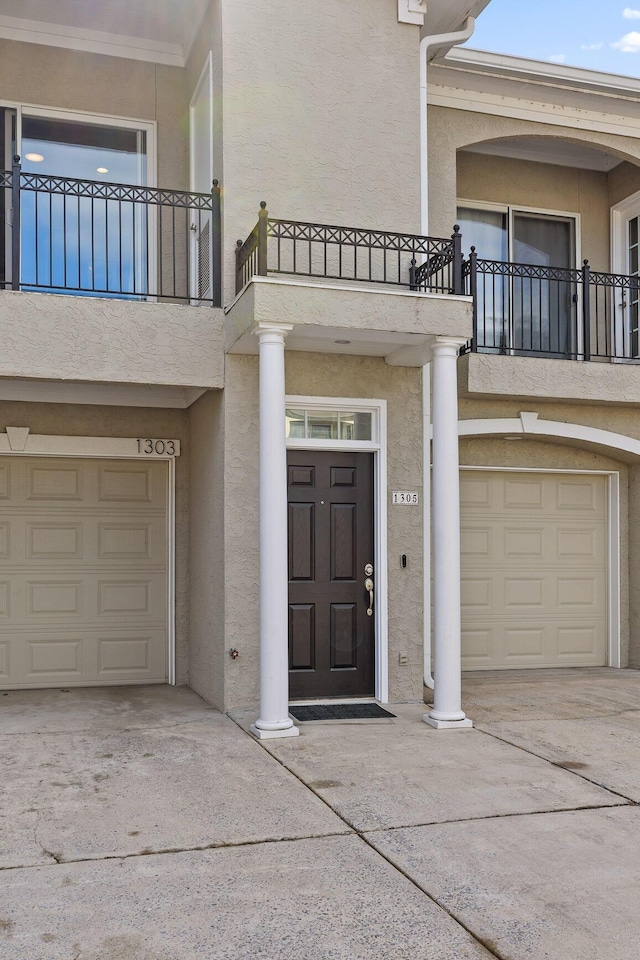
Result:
[136, 439, 177, 455]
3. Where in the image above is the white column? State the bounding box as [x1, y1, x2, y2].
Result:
[423, 337, 472, 730]
[250, 322, 299, 740]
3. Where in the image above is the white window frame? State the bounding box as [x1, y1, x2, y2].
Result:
[611, 189, 640, 361]
[286, 396, 389, 703]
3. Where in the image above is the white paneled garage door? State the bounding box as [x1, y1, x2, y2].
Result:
[461, 470, 608, 670]
[0, 457, 168, 689]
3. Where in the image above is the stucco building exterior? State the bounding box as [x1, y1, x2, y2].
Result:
[1, 0, 639, 734]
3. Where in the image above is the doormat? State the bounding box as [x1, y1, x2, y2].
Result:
[289, 703, 396, 722]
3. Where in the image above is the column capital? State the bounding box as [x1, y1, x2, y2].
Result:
[253, 321, 294, 344]
[429, 336, 467, 360]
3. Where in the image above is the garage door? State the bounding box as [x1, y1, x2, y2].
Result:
[0, 457, 168, 689]
[461, 471, 608, 670]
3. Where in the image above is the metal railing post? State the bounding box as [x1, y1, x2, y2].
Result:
[257, 201, 268, 277]
[452, 224, 463, 296]
[211, 178, 222, 307]
[11, 155, 21, 291]
[409, 256, 417, 291]
[582, 259, 591, 362]
[469, 246, 478, 352]
[235, 239, 244, 295]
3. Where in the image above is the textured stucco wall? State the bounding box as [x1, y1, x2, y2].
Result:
[457, 152, 610, 271]
[429, 106, 640, 241]
[225, 280, 472, 354]
[459, 353, 640, 407]
[0, 293, 224, 388]
[220, 352, 425, 710]
[219, 0, 421, 303]
[221, 356, 261, 710]
[459, 395, 640, 667]
[0, 39, 188, 191]
[188, 389, 226, 708]
[0, 401, 190, 683]
[608, 162, 640, 209]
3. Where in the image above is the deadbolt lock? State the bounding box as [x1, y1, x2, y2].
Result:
[364, 563, 373, 576]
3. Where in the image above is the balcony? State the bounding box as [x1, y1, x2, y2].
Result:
[464, 254, 640, 362]
[0, 160, 224, 397]
[1, 159, 221, 306]
[235, 203, 465, 296]
[228, 206, 472, 363]
[458, 253, 640, 405]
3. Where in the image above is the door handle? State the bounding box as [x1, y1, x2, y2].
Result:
[364, 577, 374, 617]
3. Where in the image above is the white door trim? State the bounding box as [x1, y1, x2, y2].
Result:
[0, 431, 179, 684]
[189, 52, 214, 191]
[285, 396, 389, 702]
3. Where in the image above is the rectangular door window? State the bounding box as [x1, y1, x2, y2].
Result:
[512, 212, 575, 357]
[457, 204, 576, 357]
[457, 207, 508, 352]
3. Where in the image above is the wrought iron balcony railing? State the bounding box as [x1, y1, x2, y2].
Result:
[1, 158, 221, 306]
[235, 201, 464, 296]
[463, 251, 640, 362]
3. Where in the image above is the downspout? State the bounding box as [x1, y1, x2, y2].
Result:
[421, 17, 475, 690]
[419, 17, 476, 235]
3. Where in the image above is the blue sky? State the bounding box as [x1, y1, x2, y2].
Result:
[464, 1, 640, 77]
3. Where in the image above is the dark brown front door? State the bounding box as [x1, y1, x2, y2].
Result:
[288, 450, 375, 699]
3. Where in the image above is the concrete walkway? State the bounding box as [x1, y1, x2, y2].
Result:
[2, 670, 640, 958]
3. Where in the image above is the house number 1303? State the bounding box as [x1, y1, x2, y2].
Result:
[137, 439, 177, 455]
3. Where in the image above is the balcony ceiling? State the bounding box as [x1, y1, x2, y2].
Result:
[462, 137, 623, 172]
[0, 0, 209, 66]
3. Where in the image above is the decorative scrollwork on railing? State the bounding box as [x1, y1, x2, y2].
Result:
[468, 256, 640, 362]
[18, 172, 215, 211]
[267, 218, 454, 258]
[235, 207, 458, 294]
[474, 258, 582, 284]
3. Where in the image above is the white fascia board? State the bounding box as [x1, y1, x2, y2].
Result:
[441, 47, 640, 101]
[428, 84, 640, 141]
[0, 14, 185, 66]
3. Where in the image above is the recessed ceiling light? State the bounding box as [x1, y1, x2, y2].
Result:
[334, 339, 351, 345]
[96, 167, 109, 174]
[25, 153, 44, 163]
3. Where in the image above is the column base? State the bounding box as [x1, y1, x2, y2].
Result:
[250, 722, 300, 740]
[423, 714, 473, 730]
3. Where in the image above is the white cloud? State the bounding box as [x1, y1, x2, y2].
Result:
[581, 42, 603, 50]
[612, 30, 640, 51]
[548, 53, 567, 63]
[623, 8, 640, 18]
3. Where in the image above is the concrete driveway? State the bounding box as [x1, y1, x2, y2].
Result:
[2, 670, 640, 959]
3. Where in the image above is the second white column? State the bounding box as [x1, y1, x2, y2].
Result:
[250, 322, 299, 740]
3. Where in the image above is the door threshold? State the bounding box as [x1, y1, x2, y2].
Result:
[289, 697, 378, 707]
